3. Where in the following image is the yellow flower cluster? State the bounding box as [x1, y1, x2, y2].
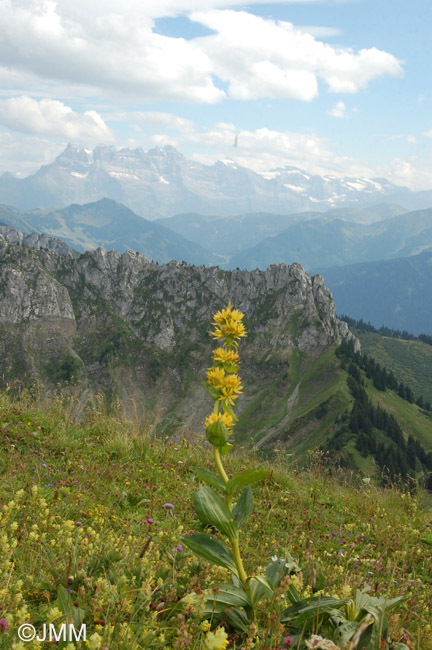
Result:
[204, 626, 229, 650]
[204, 302, 246, 446]
[211, 302, 247, 347]
[212, 347, 239, 367]
[205, 412, 235, 434]
[206, 368, 243, 406]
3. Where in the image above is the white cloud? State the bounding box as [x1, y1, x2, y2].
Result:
[423, 130, 432, 141]
[380, 158, 432, 191]
[108, 111, 196, 134]
[0, 0, 224, 104]
[190, 10, 402, 100]
[129, 114, 373, 178]
[0, 1, 402, 104]
[328, 101, 348, 118]
[0, 131, 65, 176]
[0, 96, 114, 141]
[297, 25, 342, 39]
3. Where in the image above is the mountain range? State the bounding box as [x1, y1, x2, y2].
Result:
[0, 199, 219, 266]
[2, 143, 432, 218]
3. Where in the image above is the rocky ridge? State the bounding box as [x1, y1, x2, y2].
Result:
[0, 232, 357, 439]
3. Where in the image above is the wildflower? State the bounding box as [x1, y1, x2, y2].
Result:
[87, 632, 103, 649]
[0, 619, 9, 632]
[212, 320, 247, 344]
[147, 518, 154, 524]
[207, 367, 226, 386]
[75, 521, 82, 527]
[204, 626, 229, 650]
[220, 373, 243, 404]
[211, 302, 247, 345]
[162, 503, 175, 509]
[213, 303, 244, 325]
[175, 544, 184, 552]
[47, 607, 62, 622]
[182, 593, 197, 607]
[305, 635, 339, 649]
[283, 637, 294, 647]
[212, 347, 239, 367]
[205, 412, 235, 434]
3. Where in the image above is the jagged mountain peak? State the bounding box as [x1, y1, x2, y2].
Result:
[0, 143, 427, 217]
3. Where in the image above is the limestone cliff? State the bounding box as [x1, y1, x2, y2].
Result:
[0, 232, 358, 444]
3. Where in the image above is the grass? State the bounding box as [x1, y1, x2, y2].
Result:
[356, 331, 432, 404]
[0, 390, 431, 649]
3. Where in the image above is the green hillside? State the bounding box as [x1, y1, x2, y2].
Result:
[0, 389, 431, 649]
[355, 330, 432, 404]
[246, 342, 432, 486]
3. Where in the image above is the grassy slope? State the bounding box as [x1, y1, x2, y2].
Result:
[0, 391, 431, 649]
[356, 330, 432, 403]
[254, 345, 432, 469]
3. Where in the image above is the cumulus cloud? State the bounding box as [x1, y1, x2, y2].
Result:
[328, 101, 348, 118]
[0, 0, 224, 103]
[0, 131, 65, 176]
[121, 113, 373, 178]
[380, 158, 432, 191]
[190, 10, 402, 100]
[0, 96, 114, 141]
[0, 1, 402, 104]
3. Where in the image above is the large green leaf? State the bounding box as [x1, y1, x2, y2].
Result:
[249, 575, 274, 603]
[194, 485, 238, 539]
[195, 467, 226, 492]
[218, 607, 250, 633]
[281, 595, 347, 624]
[57, 585, 74, 617]
[226, 468, 269, 495]
[265, 558, 291, 590]
[334, 621, 360, 647]
[180, 533, 238, 575]
[204, 583, 252, 614]
[233, 486, 253, 527]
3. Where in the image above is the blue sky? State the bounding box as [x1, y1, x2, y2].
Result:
[0, 0, 431, 189]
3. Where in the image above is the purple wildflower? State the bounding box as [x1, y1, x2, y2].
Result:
[175, 544, 184, 553]
[147, 518, 154, 524]
[162, 503, 175, 509]
[0, 619, 9, 632]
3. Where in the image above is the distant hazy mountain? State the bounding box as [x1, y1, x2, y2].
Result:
[321, 252, 432, 335]
[0, 205, 34, 234]
[156, 204, 406, 256]
[6, 199, 220, 266]
[228, 208, 432, 271]
[0, 143, 429, 218]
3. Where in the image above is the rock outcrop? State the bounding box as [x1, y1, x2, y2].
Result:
[0, 233, 358, 440]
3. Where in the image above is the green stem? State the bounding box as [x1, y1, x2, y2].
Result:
[213, 445, 229, 485]
[213, 445, 255, 620]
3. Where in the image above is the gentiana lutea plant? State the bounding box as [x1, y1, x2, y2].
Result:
[180, 304, 411, 650]
[180, 303, 286, 632]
